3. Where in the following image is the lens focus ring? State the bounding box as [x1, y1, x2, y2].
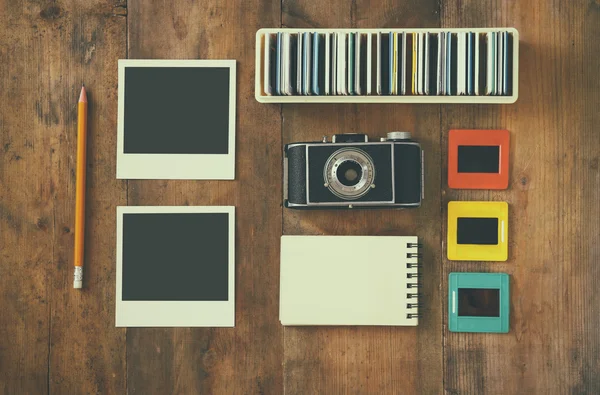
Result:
[324, 148, 375, 200]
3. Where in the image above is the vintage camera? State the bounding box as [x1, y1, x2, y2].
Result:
[284, 132, 424, 209]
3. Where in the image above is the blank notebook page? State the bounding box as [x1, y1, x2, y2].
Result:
[280, 235, 418, 326]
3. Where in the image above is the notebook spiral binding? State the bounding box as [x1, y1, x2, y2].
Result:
[407, 243, 423, 248]
[406, 241, 422, 320]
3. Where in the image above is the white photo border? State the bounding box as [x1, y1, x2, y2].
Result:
[116, 59, 236, 180]
[115, 206, 235, 327]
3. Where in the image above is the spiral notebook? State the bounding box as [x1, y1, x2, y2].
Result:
[280, 235, 421, 326]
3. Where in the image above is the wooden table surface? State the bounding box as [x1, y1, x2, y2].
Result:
[1, 0, 599, 394]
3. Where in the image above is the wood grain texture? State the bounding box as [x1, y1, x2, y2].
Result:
[281, 1, 444, 394]
[0, 3, 52, 392]
[441, 0, 600, 394]
[49, 1, 128, 393]
[125, 0, 283, 394]
[0, 1, 127, 394]
[0, 0, 598, 393]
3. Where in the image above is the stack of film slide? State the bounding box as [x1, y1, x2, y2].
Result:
[255, 28, 519, 104]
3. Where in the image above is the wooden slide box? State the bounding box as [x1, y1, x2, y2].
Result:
[255, 27, 519, 104]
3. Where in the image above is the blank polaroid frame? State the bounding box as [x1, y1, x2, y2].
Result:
[116, 206, 235, 327]
[448, 272, 509, 333]
[117, 60, 236, 180]
[448, 129, 510, 189]
[447, 201, 508, 261]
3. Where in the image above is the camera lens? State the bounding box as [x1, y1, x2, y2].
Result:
[336, 160, 363, 187]
[324, 148, 375, 200]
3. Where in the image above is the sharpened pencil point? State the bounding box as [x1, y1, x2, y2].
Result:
[79, 85, 87, 103]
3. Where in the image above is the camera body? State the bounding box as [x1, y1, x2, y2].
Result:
[284, 132, 424, 209]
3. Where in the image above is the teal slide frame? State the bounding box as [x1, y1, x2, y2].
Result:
[448, 272, 510, 333]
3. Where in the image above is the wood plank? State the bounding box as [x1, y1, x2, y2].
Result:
[281, 1, 444, 394]
[0, 1, 126, 394]
[125, 0, 283, 393]
[441, 0, 600, 393]
[44, 1, 127, 394]
[0, 6, 52, 394]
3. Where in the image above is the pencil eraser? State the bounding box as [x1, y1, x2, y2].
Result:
[73, 266, 83, 289]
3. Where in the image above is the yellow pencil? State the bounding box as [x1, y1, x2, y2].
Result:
[74, 85, 87, 289]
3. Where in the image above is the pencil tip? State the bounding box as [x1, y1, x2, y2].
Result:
[79, 85, 87, 103]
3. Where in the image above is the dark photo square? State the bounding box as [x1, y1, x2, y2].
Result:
[458, 288, 500, 317]
[122, 213, 229, 301]
[124, 67, 230, 154]
[457, 217, 499, 245]
[457, 145, 500, 173]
